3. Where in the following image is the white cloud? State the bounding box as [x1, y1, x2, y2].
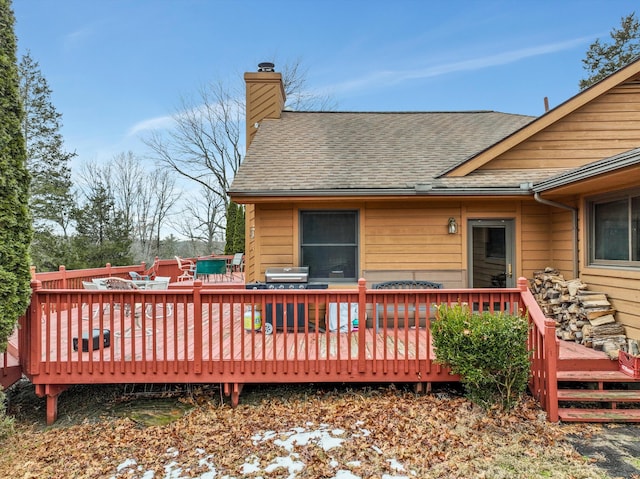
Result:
[330, 36, 594, 94]
[127, 115, 174, 136]
[64, 26, 94, 49]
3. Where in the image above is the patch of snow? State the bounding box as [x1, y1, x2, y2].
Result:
[334, 470, 360, 479]
[116, 458, 137, 472]
[387, 458, 405, 471]
[264, 454, 305, 478]
[166, 447, 180, 457]
[241, 455, 261, 474]
[108, 422, 413, 479]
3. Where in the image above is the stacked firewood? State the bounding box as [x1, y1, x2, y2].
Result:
[529, 267, 630, 359]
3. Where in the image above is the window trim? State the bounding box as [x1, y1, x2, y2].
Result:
[587, 188, 640, 267]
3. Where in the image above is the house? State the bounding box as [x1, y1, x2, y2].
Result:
[229, 59, 640, 342]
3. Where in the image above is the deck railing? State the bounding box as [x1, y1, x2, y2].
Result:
[7, 275, 558, 424]
[519, 280, 559, 422]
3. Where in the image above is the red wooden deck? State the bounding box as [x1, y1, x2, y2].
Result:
[4, 265, 630, 425]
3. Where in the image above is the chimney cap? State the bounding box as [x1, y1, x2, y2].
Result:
[258, 62, 275, 72]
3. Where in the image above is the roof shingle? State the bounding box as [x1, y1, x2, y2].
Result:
[230, 111, 534, 195]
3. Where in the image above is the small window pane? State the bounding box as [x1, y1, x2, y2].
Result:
[301, 246, 357, 279]
[594, 199, 628, 260]
[302, 212, 356, 244]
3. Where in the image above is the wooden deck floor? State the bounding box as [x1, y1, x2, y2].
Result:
[36, 301, 434, 364]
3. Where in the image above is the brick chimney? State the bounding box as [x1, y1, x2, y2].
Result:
[244, 62, 286, 149]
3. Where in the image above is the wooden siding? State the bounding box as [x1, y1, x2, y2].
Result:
[481, 84, 640, 171]
[364, 202, 462, 271]
[521, 203, 553, 277]
[244, 71, 285, 148]
[581, 268, 640, 341]
[255, 204, 295, 280]
[245, 204, 258, 283]
[250, 199, 557, 288]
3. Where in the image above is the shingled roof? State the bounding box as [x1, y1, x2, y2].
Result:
[229, 110, 535, 197]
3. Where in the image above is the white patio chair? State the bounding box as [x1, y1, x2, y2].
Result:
[175, 256, 195, 281]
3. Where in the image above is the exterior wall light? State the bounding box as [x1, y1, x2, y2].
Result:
[448, 217, 458, 234]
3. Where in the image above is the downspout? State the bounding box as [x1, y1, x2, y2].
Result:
[533, 192, 578, 278]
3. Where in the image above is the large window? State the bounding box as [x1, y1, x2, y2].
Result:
[300, 211, 358, 281]
[590, 192, 640, 265]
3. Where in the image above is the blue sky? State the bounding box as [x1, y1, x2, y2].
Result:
[12, 0, 638, 168]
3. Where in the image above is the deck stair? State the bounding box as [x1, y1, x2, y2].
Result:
[557, 369, 640, 422]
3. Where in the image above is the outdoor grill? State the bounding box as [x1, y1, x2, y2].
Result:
[264, 266, 309, 288]
[245, 266, 327, 332]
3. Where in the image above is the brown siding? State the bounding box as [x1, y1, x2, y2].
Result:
[244, 71, 285, 149]
[482, 84, 640, 170]
[245, 204, 257, 282]
[255, 204, 294, 280]
[550, 207, 575, 279]
[522, 203, 553, 277]
[250, 199, 561, 289]
[581, 269, 640, 340]
[364, 202, 462, 271]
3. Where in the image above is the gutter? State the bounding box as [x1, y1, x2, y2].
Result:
[533, 192, 578, 278]
[228, 187, 535, 198]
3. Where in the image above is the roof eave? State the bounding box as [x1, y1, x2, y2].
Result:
[228, 187, 534, 199]
[533, 147, 640, 193]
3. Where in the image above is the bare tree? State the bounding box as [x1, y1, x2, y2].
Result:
[110, 152, 179, 262]
[142, 60, 334, 243]
[143, 81, 241, 215]
[170, 185, 226, 254]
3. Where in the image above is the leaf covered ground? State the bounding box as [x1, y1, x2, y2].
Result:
[0, 381, 636, 479]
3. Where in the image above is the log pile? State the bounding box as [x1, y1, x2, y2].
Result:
[529, 267, 630, 359]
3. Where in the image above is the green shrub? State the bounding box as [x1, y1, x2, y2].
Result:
[431, 303, 531, 411]
[0, 386, 14, 439]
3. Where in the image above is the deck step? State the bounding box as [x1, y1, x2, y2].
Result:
[558, 408, 640, 423]
[558, 389, 640, 402]
[557, 370, 640, 382]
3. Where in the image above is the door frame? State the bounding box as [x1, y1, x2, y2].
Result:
[467, 219, 516, 288]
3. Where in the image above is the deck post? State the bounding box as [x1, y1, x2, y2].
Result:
[35, 384, 69, 425]
[58, 265, 67, 289]
[28, 280, 43, 375]
[358, 278, 367, 373]
[193, 279, 203, 374]
[544, 318, 559, 422]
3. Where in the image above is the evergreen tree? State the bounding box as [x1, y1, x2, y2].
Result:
[71, 184, 132, 269]
[224, 202, 237, 254]
[233, 204, 245, 253]
[0, 0, 33, 350]
[18, 51, 75, 271]
[580, 12, 640, 90]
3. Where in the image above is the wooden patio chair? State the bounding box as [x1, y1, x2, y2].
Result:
[175, 256, 195, 281]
